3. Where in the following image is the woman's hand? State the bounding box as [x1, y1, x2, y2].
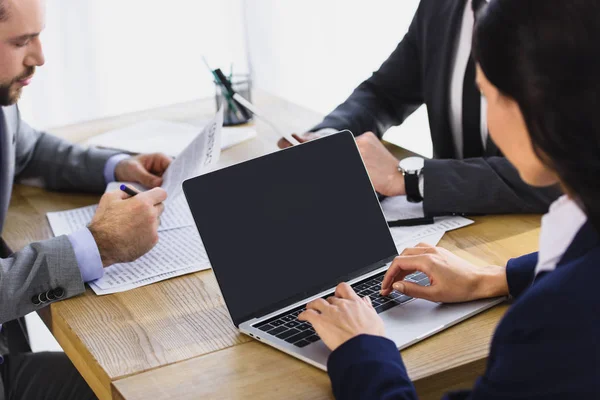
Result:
[299, 283, 386, 351]
[380, 243, 509, 303]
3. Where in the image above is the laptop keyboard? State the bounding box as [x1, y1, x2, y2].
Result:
[253, 270, 430, 348]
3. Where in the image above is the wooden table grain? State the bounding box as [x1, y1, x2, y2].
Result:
[4, 92, 541, 400]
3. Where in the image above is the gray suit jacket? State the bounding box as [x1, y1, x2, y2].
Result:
[0, 105, 118, 324]
[311, 0, 561, 216]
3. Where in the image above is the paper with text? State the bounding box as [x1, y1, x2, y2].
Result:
[389, 216, 473, 245]
[90, 226, 209, 291]
[381, 196, 425, 221]
[46, 194, 194, 237]
[394, 231, 446, 254]
[88, 265, 206, 295]
[161, 108, 223, 202]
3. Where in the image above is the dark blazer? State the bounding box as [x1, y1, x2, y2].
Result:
[327, 221, 600, 399]
[311, 0, 561, 216]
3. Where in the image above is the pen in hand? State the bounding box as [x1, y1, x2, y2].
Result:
[120, 184, 141, 197]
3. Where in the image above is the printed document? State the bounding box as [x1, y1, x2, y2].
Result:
[46, 194, 193, 237]
[380, 196, 425, 221]
[45, 109, 225, 295]
[379, 196, 473, 246]
[161, 107, 223, 202]
[90, 226, 209, 292]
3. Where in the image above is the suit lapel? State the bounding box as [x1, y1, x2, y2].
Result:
[431, 0, 468, 159]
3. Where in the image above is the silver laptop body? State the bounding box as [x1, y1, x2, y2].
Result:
[239, 266, 502, 370]
[183, 131, 504, 371]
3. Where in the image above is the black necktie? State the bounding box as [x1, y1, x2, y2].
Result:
[472, 0, 485, 13]
[462, 1, 485, 159]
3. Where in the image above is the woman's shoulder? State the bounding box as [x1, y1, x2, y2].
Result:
[497, 245, 600, 338]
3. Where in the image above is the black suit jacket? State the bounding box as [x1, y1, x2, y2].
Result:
[312, 0, 561, 215]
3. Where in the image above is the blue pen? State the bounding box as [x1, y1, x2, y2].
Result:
[120, 184, 140, 197]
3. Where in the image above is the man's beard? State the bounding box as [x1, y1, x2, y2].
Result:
[0, 67, 36, 106]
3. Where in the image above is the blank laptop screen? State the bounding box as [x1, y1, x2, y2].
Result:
[183, 132, 397, 327]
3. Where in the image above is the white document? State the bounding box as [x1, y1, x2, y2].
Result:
[378, 195, 473, 246]
[394, 231, 445, 254]
[388, 224, 429, 246]
[88, 265, 207, 295]
[389, 215, 473, 245]
[46, 194, 194, 237]
[86, 119, 256, 157]
[161, 108, 223, 202]
[90, 226, 209, 291]
[380, 196, 425, 221]
[47, 205, 98, 237]
[46, 108, 225, 236]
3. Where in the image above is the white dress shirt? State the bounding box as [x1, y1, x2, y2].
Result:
[449, 0, 489, 160]
[535, 195, 587, 276]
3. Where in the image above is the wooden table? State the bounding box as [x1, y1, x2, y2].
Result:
[4, 91, 541, 400]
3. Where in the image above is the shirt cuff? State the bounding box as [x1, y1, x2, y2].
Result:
[418, 173, 425, 198]
[67, 228, 105, 282]
[103, 154, 130, 184]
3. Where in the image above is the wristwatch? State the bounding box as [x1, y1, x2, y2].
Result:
[398, 157, 425, 203]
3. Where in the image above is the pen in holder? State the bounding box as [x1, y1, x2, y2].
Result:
[215, 74, 253, 126]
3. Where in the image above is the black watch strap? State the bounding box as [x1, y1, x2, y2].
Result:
[404, 172, 423, 203]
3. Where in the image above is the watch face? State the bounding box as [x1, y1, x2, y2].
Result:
[399, 157, 425, 173]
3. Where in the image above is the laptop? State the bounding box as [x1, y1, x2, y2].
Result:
[182, 131, 503, 370]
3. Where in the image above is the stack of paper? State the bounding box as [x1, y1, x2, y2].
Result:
[47, 109, 224, 295]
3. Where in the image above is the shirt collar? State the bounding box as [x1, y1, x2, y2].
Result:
[535, 195, 588, 276]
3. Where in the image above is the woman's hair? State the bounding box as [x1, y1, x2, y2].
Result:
[473, 0, 600, 233]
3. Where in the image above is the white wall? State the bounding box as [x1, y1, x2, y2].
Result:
[19, 0, 248, 130]
[20, 0, 432, 156]
[243, 0, 432, 157]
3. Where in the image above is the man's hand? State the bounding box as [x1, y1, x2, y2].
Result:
[356, 132, 405, 197]
[277, 132, 324, 149]
[114, 153, 172, 188]
[299, 283, 386, 351]
[380, 243, 509, 302]
[88, 188, 167, 267]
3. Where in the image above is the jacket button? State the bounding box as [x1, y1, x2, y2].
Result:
[31, 295, 41, 305]
[53, 287, 65, 299]
[39, 292, 48, 303]
[46, 290, 56, 301]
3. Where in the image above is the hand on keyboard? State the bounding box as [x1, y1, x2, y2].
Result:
[380, 242, 509, 303]
[299, 283, 386, 351]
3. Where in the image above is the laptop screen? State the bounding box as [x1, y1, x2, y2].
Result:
[183, 132, 398, 327]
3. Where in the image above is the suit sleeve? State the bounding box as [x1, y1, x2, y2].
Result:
[505, 252, 538, 299]
[422, 158, 562, 216]
[327, 335, 418, 400]
[13, 108, 118, 193]
[310, 3, 424, 138]
[328, 335, 475, 400]
[0, 236, 85, 324]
